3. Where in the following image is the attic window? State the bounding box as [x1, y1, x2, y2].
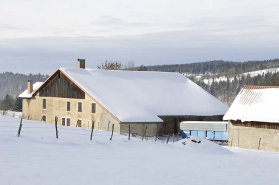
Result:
[58, 72, 61, 79]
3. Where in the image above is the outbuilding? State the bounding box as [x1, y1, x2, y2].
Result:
[223, 86, 279, 152]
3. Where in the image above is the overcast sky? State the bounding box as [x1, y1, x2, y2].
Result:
[1, 0, 279, 74]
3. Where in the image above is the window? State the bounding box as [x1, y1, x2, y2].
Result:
[62, 118, 66, 126]
[43, 98, 46, 109]
[91, 103, 96, 113]
[67, 101, 71, 112]
[62, 118, 71, 126]
[67, 118, 71, 126]
[42, 115, 46, 122]
[78, 102, 82, 112]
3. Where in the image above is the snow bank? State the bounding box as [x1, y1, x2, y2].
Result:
[1, 115, 279, 185]
[175, 136, 232, 155]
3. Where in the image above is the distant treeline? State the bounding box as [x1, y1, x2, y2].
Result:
[145, 59, 279, 77]
[0, 72, 48, 100]
[194, 72, 279, 105]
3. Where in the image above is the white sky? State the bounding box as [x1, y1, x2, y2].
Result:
[0, 0, 279, 74]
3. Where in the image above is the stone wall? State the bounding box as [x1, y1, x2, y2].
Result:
[228, 120, 279, 152]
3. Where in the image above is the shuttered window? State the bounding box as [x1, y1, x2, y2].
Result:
[43, 99, 46, 109]
[78, 102, 82, 112]
[67, 118, 71, 126]
[67, 101, 71, 111]
[62, 118, 66, 126]
[91, 103, 96, 113]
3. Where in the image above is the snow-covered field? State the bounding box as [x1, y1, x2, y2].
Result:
[1, 115, 279, 185]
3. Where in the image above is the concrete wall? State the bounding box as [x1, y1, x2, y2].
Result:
[120, 123, 162, 137]
[22, 93, 120, 132]
[228, 120, 279, 152]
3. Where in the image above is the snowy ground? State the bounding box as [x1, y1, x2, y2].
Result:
[1, 115, 279, 185]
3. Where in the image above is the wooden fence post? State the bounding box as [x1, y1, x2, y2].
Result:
[142, 126, 147, 141]
[107, 121, 110, 132]
[176, 133, 179, 141]
[155, 123, 159, 142]
[172, 133, 175, 143]
[90, 121, 94, 140]
[28, 115, 30, 120]
[55, 116, 58, 139]
[258, 138, 261, 150]
[110, 124, 114, 140]
[17, 118, 23, 137]
[166, 124, 170, 144]
[128, 124, 131, 140]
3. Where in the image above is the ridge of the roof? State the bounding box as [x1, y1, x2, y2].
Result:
[243, 85, 279, 89]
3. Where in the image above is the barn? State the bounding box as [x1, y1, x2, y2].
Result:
[223, 86, 279, 152]
[19, 59, 228, 136]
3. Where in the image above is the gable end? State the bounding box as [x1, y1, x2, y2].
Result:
[38, 71, 85, 99]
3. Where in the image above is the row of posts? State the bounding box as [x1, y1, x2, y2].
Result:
[17, 117, 178, 144]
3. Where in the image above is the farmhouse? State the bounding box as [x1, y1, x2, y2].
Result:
[19, 59, 228, 136]
[224, 86, 279, 152]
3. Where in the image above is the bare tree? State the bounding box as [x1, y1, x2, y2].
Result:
[98, 61, 122, 70]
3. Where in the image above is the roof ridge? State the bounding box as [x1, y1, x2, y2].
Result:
[243, 85, 279, 89]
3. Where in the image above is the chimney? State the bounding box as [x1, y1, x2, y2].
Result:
[77, 59, 85, 69]
[27, 80, 33, 94]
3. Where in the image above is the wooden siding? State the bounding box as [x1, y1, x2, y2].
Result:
[39, 71, 85, 99]
[231, 120, 279, 130]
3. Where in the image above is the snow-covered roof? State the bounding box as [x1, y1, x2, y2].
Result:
[19, 82, 44, 98]
[59, 68, 228, 122]
[223, 86, 279, 123]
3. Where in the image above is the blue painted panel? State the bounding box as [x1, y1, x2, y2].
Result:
[207, 131, 214, 140]
[190, 130, 198, 137]
[197, 131, 206, 139]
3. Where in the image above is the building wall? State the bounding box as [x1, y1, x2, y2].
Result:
[228, 120, 279, 152]
[120, 123, 161, 137]
[22, 93, 120, 132]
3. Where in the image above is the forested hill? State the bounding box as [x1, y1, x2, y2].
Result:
[0, 72, 48, 99]
[145, 59, 279, 106]
[145, 59, 279, 76]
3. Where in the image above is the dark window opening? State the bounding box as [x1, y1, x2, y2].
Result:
[43, 99, 46, 109]
[67, 118, 71, 126]
[42, 115, 46, 122]
[78, 102, 82, 112]
[91, 103, 96, 113]
[67, 101, 71, 111]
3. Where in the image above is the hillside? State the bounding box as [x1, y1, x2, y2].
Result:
[145, 59, 279, 105]
[145, 59, 279, 76]
[1, 115, 279, 185]
[0, 72, 48, 99]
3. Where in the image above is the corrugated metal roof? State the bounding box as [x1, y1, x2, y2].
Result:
[223, 86, 279, 123]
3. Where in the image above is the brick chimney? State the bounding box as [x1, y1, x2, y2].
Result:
[77, 59, 85, 69]
[27, 80, 33, 94]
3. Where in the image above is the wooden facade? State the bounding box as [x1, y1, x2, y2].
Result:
[38, 71, 85, 99]
[231, 120, 279, 130]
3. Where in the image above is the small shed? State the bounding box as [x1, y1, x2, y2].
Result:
[223, 86, 279, 152]
[180, 121, 228, 141]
